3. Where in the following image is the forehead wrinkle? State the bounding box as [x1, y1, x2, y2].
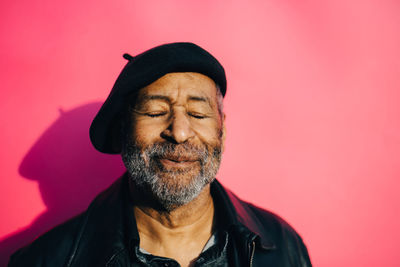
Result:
[137, 72, 218, 107]
[137, 92, 214, 111]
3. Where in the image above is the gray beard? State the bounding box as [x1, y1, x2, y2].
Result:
[121, 140, 222, 211]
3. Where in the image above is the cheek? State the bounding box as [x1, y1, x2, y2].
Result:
[192, 120, 222, 145]
[131, 119, 165, 145]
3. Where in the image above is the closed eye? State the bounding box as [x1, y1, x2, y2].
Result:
[188, 112, 207, 119]
[146, 112, 167, 117]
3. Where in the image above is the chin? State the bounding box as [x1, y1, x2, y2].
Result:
[146, 171, 214, 210]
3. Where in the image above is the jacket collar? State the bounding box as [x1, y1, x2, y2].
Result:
[68, 175, 132, 266]
[69, 174, 275, 265]
[210, 179, 276, 250]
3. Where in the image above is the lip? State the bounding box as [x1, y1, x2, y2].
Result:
[158, 158, 198, 168]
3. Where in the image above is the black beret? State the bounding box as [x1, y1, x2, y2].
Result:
[89, 42, 227, 154]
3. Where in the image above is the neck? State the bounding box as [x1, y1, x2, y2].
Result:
[132, 184, 215, 237]
[129, 182, 215, 266]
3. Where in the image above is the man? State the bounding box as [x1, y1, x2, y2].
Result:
[9, 42, 312, 266]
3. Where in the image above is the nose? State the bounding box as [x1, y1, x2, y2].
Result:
[161, 109, 195, 144]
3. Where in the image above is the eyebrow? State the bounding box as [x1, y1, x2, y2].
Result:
[141, 95, 171, 102]
[140, 94, 211, 104]
[187, 95, 210, 104]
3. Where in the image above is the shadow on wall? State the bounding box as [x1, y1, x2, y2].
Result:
[0, 102, 125, 266]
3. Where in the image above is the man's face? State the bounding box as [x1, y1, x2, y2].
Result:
[122, 72, 225, 210]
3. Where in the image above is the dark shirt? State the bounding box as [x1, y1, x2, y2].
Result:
[133, 231, 229, 267]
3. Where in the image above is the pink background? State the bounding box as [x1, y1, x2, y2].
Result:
[1, 1, 399, 266]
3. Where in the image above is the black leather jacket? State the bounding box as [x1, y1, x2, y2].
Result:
[9, 175, 312, 267]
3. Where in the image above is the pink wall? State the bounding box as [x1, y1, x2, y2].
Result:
[1, 0, 399, 266]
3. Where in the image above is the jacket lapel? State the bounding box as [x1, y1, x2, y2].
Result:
[211, 180, 276, 250]
[67, 176, 131, 266]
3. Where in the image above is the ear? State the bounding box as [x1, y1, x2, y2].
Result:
[221, 113, 227, 153]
